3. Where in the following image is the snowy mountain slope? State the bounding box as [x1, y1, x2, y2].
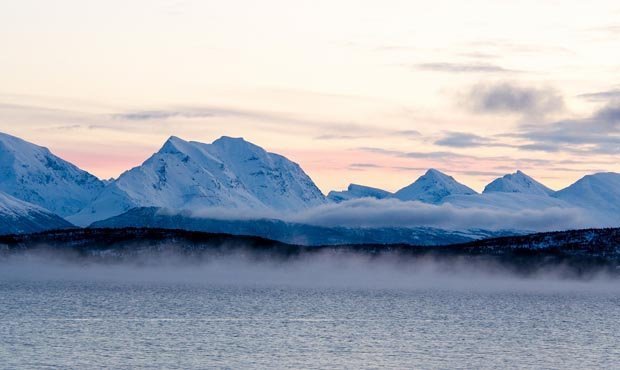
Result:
[483, 170, 554, 196]
[0, 191, 73, 234]
[0, 132, 104, 216]
[68, 136, 327, 226]
[327, 184, 392, 203]
[393, 169, 477, 204]
[553, 172, 620, 226]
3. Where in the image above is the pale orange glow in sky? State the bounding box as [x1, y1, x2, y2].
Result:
[1, 0, 619, 193]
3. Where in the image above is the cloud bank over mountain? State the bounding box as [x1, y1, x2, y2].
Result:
[186, 197, 588, 232]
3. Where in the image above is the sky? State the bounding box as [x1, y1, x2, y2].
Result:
[1, 0, 619, 193]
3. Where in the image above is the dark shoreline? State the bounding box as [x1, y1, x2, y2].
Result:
[1, 227, 620, 278]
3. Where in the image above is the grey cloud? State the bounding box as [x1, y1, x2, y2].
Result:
[435, 132, 495, 148]
[358, 147, 474, 160]
[517, 103, 620, 155]
[114, 106, 285, 123]
[578, 89, 620, 102]
[114, 106, 425, 141]
[415, 63, 517, 74]
[358, 146, 570, 170]
[394, 130, 422, 136]
[187, 198, 588, 232]
[465, 82, 564, 116]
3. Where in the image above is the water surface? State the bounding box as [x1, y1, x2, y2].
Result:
[1, 255, 619, 369]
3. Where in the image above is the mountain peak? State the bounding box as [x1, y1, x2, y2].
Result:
[553, 172, 620, 220]
[424, 168, 451, 179]
[70, 134, 327, 225]
[394, 169, 476, 204]
[159, 135, 192, 154]
[483, 171, 553, 196]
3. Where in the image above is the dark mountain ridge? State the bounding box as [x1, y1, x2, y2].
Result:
[2, 227, 620, 276]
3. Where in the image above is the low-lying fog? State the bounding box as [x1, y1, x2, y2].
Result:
[1, 249, 619, 294]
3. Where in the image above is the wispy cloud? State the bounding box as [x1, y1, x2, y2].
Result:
[414, 62, 518, 74]
[358, 147, 473, 160]
[577, 89, 620, 102]
[348, 163, 383, 169]
[435, 132, 499, 148]
[115, 110, 216, 120]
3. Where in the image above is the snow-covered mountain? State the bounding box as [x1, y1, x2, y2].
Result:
[483, 170, 554, 196]
[393, 169, 477, 203]
[0, 132, 104, 216]
[327, 184, 392, 203]
[0, 191, 73, 234]
[69, 136, 327, 226]
[553, 172, 620, 225]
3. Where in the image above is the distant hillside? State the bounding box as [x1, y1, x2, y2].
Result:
[2, 227, 620, 276]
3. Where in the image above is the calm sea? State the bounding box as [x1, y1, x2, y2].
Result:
[1, 254, 619, 369]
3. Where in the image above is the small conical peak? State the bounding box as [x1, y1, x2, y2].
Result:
[423, 168, 451, 179]
[483, 170, 553, 195]
[394, 168, 476, 203]
[504, 170, 533, 181]
[159, 135, 192, 154]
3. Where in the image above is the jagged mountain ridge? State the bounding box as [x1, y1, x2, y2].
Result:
[2, 131, 620, 236]
[68, 136, 327, 226]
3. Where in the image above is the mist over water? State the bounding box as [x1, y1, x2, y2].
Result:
[2, 249, 619, 293]
[2, 248, 620, 369]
